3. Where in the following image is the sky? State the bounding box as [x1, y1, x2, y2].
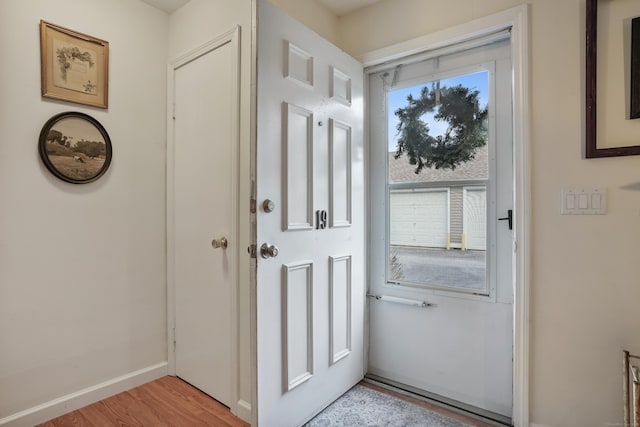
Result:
[387, 70, 489, 151]
[52, 117, 105, 145]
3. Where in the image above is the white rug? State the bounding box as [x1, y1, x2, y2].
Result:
[305, 385, 472, 427]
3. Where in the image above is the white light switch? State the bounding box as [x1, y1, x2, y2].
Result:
[578, 194, 588, 209]
[561, 188, 606, 215]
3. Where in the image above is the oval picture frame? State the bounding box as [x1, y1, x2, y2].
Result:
[39, 112, 112, 184]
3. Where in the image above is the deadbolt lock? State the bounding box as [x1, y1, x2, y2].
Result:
[263, 199, 275, 213]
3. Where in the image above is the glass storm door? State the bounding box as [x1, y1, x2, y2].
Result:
[367, 35, 514, 423]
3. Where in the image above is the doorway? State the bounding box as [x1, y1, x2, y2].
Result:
[366, 33, 515, 424]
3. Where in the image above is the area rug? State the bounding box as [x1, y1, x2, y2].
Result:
[305, 385, 472, 427]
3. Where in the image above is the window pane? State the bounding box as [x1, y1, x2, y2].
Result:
[387, 70, 489, 293]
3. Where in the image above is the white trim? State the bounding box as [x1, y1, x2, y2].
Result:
[0, 362, 167, 427]
[166, 26, 242, 416]
[363, 5, 530, 426]
[510, 6, 531, 427]
[236, 399, 252, 422]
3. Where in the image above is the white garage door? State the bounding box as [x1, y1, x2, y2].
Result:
[390, 189, 448, 248]
[463, 186, 486, 250]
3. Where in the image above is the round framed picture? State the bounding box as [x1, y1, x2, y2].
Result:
[39, 112, 112, 184]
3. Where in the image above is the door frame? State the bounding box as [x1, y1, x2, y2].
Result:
[361, 5, 530, 426]
[166, 26, 242, 415]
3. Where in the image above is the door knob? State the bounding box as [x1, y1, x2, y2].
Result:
[260, 243, 279, 259]
[212, 237, 228, 249]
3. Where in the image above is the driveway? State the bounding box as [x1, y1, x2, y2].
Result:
[390, 246, 486, 291]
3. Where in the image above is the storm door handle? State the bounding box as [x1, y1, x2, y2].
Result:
[498, 209, 513, 230]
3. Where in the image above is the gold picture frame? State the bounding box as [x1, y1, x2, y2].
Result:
[40, 20, 109, 109]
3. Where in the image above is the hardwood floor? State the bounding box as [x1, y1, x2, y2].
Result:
[40, 376, 499, 426]
[37, 376, 249, 427]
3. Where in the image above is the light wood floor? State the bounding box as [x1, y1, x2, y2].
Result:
[37, 376, 249, 427]
[40, 376, 497, 426]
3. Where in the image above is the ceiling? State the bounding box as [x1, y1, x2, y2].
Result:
[140, 0, 382, 16]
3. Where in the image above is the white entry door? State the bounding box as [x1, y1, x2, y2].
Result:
[368, 35, 514, 422]
[255, 1, 364, 426]
[170, 29, 240, 408]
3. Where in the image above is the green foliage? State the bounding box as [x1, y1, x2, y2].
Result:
[394, 84, 488, 172]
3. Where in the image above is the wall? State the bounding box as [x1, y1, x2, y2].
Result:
[270, 0, 339, 46]
[168, 0, 254, 421]
[0, 0, 169, 423]
[317, 0, 640, 426]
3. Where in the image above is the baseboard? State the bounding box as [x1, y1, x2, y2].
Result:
[236, 399, 252, 423]
[0, 361, 168, 427]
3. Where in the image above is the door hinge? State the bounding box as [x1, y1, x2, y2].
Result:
[247, 244, 257, 258]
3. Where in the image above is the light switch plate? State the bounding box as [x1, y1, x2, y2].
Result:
[561, 188, 606, 214]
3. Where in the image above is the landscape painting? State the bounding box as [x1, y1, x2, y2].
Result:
[39, 112, 112, 184]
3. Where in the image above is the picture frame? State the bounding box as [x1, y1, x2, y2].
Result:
[39, 112, 112, 184]
[586, 0, 640, 158]
[632, 17, 639, 120]
[40, 20, 109, 109]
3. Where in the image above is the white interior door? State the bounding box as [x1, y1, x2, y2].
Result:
[171, 29, 239, 408]
[367, 35, 514, 422]
[255, 1, 364, 425]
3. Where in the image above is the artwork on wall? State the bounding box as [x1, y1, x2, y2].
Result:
[632, 17, 639, 120]
[585, 0, 640, 158]
[39, 112, 112, 184]
[40, 20, 109, 109]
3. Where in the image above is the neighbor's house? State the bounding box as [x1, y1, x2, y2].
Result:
[389, 146, 488, 251]
[1, 1, 639, 427]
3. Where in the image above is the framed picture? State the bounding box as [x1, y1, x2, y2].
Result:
[39, 112, 112, 184]
[40, 20, 109, 109]
[632, 17, 639, 120]
[586, 0, 640, 158]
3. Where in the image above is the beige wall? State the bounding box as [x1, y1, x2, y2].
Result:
[316, 0, 639, 426]
[270, 0, 340, 45]
[0, 0, 169, 421]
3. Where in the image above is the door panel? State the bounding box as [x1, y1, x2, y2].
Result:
[173, 35, 238, 407]
[255, 1, 364, 425]
[367, 37, 514, 419]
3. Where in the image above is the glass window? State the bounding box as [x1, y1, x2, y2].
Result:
[387, 70, 489, 293]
